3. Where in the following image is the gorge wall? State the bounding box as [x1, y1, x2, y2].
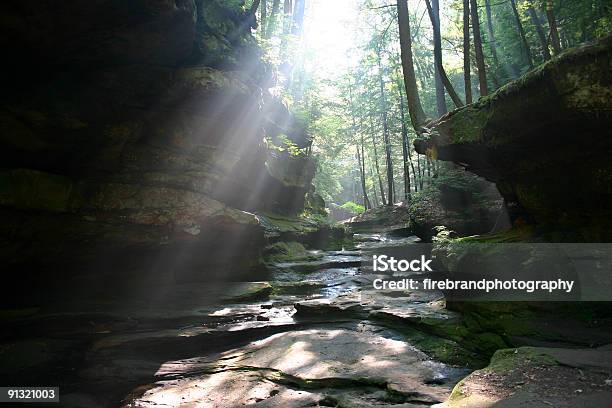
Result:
[0, 0, 316, 301]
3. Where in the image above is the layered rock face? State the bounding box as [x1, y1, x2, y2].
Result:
[416, 36, 612, 241]
[0, 0, 315, 298]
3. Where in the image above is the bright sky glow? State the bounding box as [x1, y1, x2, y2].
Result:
[298, 0, 462, 88]
[302, 0, 362, 83]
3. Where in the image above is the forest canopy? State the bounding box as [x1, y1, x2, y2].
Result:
[248, 0, 610, 211]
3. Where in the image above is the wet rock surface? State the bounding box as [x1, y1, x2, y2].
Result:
[2, 230, 611, 407]
[0, 232, 472, 407]
[127, 328, 467, 407]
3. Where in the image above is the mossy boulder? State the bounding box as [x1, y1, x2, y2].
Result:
[446, 346, 612, 408]
[345, 202, 412, 233]
[415, 36, 612, 241]
[222, 282, 273, 303]
[263, 241, 322, 264]
[259, 213, 350, 250]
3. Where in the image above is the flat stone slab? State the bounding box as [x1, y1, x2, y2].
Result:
[126, 328, 468, 407]
[294, 289, 447, 320]
[273, 255, 362, 273]
[124, 370, 323, 407]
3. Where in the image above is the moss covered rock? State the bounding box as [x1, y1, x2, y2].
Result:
[415, 36, 612, 241]
[447, 346, 612, 408]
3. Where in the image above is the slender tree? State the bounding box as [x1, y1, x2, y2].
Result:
[348, 78, 371, 209]
[484, 0, 515, 79]
[470, 0, 489, 96]
[369, 114, 387, 206]
[544, 0, 561, 54]
[283, 0, 293, 31]
[376, 45, 395, 205]
[360, 132, 371, 208]
[528, 6, 552, 60]
[356, 148, 371, 209]
[463, 0, 473, 103]
[292, 0, 306, 36]
[425, 0, 464, 109]
[396, 0, 428, 132]
[397, 81, 412, 200]
[510, 0, 534, 68]
[260, 0, 267, 30]
[266, 0, 281, 39]
[483, 0, 500, 68]
[369, 165, 380, 207]
[280, 0, 293, 65]
[431, 0, 446, 116]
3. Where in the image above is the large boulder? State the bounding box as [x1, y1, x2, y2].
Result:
[415, 36, 612, 241]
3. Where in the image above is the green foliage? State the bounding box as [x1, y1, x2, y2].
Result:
[253, 0, 610, 213]
[339, 201, 366, 214]
[265, 136, 306, 157]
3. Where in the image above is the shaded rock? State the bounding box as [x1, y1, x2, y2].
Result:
[294, 297, 364, 318]
[222, 282, 273, 303]
[345, 202, 412, 234]
[409, 168, 507, 242]
[1, 0, 198, 73]
[263, 241, 323, 264]
[415, 36, 612, 241]
[263, 94, 312, 148]
[0, 0, 319, 295]
[259, 213, 350, 249]
[447, 346, 612, 408]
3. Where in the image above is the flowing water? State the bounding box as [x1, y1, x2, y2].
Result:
[1, 232, 472, 407]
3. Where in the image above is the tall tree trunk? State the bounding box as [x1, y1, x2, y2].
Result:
[369, 165, 380, 207]
[484, 0, 516, 79]
[396, 0, 428, 132]
[483, 0, 500, 68]
[376, 47, 394, 205]
[283, 0, 293, 32]
[369, 115, 387, 206]
[463, 0, 473, 103]
[425, 0, 464, 109]
[265, 0, 281, 39]
[509, 0, 534, 68]
[544, 0, 561, 55]
[251, 0, 262, 15]
[360, 133, 371, 209]
[397, 81, 412, 201]
[431, 0, 446, 116]
[470, 0, 489, 96]
[280, 0, 293, 70]
[528, 7, 551, 60]
[260, 0, 267, 31]
[410, 159, 418, 192]
[347, 79, 371, 210]
[356, 148, 371, 209]
[417, 156, 424, 190]
[292, 0, 306, 36]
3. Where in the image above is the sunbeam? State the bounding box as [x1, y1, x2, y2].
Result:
[0, 0, 610, 406]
